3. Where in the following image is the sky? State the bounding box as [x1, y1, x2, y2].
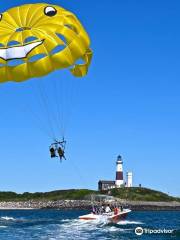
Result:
[0, 0, 180, 196]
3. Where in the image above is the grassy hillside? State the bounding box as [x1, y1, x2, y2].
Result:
[0, 189, 96, 202]
[0, 187, 179, 202]
[108, 187, 180, 202]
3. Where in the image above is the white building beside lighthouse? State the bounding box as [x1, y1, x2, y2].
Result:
[115, 155, 124, 188]
[126, 172, 133, 187]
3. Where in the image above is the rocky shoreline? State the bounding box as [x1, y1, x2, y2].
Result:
[0, 199, 180, 211]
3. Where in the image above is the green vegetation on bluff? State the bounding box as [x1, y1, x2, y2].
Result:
[0, 187, 179, 202]
[108, 187, 180, 202]
[0, 189, 96, 202]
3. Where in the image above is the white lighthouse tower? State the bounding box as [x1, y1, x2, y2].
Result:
[115, 155, 124, 187]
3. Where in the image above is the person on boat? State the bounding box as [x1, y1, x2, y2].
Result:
[105, 204, 111, 213]
[98, 205, 104, 214]
[92, 206, 96, 214]
[120, 206, 123, 212]
[101, 205, 105, 213]
[114, 207, 119, 215]
[92, 206, 99, 214]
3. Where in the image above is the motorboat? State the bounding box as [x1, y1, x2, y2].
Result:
[79, 208, 131, 223]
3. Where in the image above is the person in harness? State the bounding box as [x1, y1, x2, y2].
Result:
[49, 139, 66, 161]
[57, 146, 66, 161]
[50, 146, 57, 158]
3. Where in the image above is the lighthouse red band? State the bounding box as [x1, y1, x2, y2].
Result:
[116, 171, 123, 181]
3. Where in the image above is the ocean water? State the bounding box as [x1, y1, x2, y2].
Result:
[0, 209, 179, 240]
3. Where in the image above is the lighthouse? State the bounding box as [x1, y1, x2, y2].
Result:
[115, 155, 124, 187]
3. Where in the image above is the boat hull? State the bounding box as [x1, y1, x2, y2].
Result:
[79, 209, 131, 223]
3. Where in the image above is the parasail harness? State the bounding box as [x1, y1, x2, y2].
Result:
[49, 139, 66, 161]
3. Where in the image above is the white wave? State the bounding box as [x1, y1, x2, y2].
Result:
[1, 216, 15, 221]
[0, 225, 7, 228]
[53, 218, 131, 239]
[101, 226, 130, 233]
[57, 218, 100, 236]
[61, 219, 71, 222]
[117, 220, 143, 225]
[108, 226, 124, 232]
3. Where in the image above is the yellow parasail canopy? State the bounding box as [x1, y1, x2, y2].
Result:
[0, 3, 92, 82]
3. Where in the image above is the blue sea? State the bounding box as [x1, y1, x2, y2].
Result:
[0, 209, 179, 239]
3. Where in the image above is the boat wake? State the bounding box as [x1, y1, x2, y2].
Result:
[55, 217, 134, 239]
[116, 220, 144, 225]
[0, 216, 16, 221]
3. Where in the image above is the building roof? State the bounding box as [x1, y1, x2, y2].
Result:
[98, 180, 115, 184]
